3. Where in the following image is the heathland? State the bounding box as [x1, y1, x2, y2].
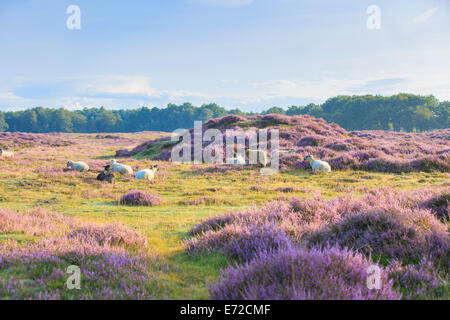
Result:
[0, 115, 448, 299]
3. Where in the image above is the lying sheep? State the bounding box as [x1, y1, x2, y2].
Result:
[110, 159, 134, 175]
[135, 165, 158, 181]
[304, 155, 331, 173]
[67, 160, 89, 172]
[97, 165, 114, 183]
[0, 148, 14, 159]
[226, 155, 246, 165]
[245, 149, 268, 167]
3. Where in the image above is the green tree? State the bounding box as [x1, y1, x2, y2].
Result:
[0, 112, 8, 131]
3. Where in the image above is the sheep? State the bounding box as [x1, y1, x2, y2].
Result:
[66, 160, 89, 172]
[304, 155, 331, 173]
[97, 164, 114, 183]
[0, 148, 14, 159]
[135, 165, 158, 181]
[110, 159, 134, 175]
[245, 149, 268, 167]
[226, 154, 246, 165]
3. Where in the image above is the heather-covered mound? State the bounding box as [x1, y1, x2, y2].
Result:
[116, 114, 450, 173]
[209, 246, 401, 300]
[186, 187, 450, 299]
[120, 190, 162, 206]
[0, 208, 167, 299]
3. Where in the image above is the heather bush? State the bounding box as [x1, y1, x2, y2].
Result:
[120, 190, 162, 206]
[0, 238, 164, 300]
[187, 187, 449, 299]
[187, 187, 450, 254]
[306, 209, 449, 269]
[0, 208, 78, 236]
[67, 222, 148, 248]
[185, 224, 292, 261]
[420, 193, 450, 221]
[388, 258, 449, 300]
[0, 207, 166, 300]
[209, 246, 401, 300]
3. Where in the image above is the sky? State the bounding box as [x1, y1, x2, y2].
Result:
[0, 0, 449, 112]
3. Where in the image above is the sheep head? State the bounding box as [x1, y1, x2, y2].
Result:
[304, 155, 316, 166]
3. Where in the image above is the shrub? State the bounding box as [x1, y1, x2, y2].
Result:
[185, 224, 292, 261]
[120, 190, 162, 206]
[306, 209, 449, 269]
[0, 208, 166, 300]
[420, 193, 450, 221]
[209, 246, 401, 300]
[388, 258, 449, 300]
[67, 222, 148, 247]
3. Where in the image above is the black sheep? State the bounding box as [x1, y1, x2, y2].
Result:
[97, 164, 115, 183]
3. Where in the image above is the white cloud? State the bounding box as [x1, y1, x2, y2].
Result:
[0, 91, 20, 100]
[414, 7, 438, 23]
[75, 75, 160, 98]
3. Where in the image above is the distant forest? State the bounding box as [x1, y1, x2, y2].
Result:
[0, 94, 448, 133]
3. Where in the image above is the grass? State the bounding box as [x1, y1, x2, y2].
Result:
[0, 132, 448, 299]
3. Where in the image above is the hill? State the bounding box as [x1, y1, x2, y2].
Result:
[115, 114, 450, 173]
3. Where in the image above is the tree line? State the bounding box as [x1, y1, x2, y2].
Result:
[0, 94, 448, 133]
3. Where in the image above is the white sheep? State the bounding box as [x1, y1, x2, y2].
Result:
[246, 149, 268, 167]
[67, 160, 89, 172]
[110, 159, 134, 175]
[135, 165, 158, 181]
[0, 148, 14, 159]
[304, 155, 331, 173]
[226, 154, 246, 165]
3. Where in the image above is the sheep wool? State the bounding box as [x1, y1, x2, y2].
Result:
[110, 159, 134, 175]
[226, 155, 246, 165]
[135, 166, 158, 181]
[304, 155, 331, 173]
[67, 160, 89, 172]
[0, 149, 14, 158]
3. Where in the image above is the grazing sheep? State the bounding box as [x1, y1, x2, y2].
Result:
[245, 149, 268, 167]
[66, 160, 89, 172]
[97, 165, 114, 183]
[0, 148, 14, 159]
[135, 165, 158, 181]
[304, 155, 331, 173]
[226, 155, 246, 165]
[110, 159, 134, 175]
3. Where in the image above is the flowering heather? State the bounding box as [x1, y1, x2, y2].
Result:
[0, 208, 166, 300]
[387, 258, 449, 300]
[0, 208, 78, 237]
[306, 209, 449, 269]
[67, 222, 148, 247]
[120, 190, 162, 206]
[0, 238, 163, 300]
[185, 224, 292, 261]
[0, 132, 74, 149]
[187, 187, 449, 249]
[115, 115, 449, 173]
[420, 193, 450, 221]
[186, 187, 449, 299]
[209, 246, 401, 300]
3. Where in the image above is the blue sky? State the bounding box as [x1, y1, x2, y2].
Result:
[0, 0, 449, 112]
